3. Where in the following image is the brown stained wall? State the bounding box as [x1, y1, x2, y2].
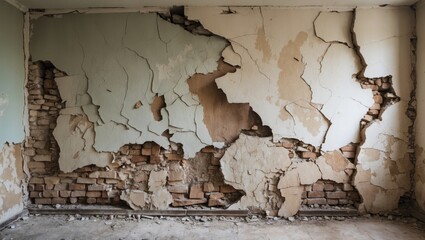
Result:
[187, 60, 254, 143]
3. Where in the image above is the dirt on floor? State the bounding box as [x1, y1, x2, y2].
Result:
[1, 213, 425, 240]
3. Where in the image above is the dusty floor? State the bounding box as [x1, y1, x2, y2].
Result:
[1, 214, 425, 240]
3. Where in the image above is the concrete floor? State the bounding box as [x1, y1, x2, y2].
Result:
[1, 214, 425, 240]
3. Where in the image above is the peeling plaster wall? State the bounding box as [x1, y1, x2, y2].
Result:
[0, 1, 25, 225]
[415, 0, 425, 212]
[187, 6, 414, 215]
[353, 7, 415, 214]
[28, 6, 415, 215]
[30, 13, 228, 172]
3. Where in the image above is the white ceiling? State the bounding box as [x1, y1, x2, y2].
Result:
[13, 0, 420, 9]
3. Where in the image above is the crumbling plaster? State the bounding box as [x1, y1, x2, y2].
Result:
[415, 0, 425, 212]
[30, 13, 228, 172]
[187, 6, 414, 215]
[27, 5, 416, 215]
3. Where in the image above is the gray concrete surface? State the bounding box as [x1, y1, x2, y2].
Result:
[1, 214, 425, 240]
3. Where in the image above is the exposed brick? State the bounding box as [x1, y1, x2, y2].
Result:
[86, 191, 102, 198]
[189, 184, 204, 199]
[60, 191, 71, 198]
[327, 199, 339, 205]
[324, 183, 335, 191]
[306, 198, 327, 205]
[312, 182, 324, 191]
[220, 185, 236, 193]
[33, 154, 51, 162]
[29, 177, 44, 184]
[53, 183, 68, 191]
[165, 153, 182, 161]
[35, 198, 52, 205]
[326, 191, 347, 199]
[168, 184, 188, 194]
[69, 197, 78, 204]
[307, 191, 325, 198]
[44, 176, 60, 185]
[52, 197, 67, 205]
[77, 177, 97, 184]
[71, 191, 86, 197]
[208, 198, 226, 207]
[300, 151, 319, 160]
[208, 192, 224, 200]
[87, 198, 97, 204]
[69, 183, 86, 191]
[28, 161, 45, 169]
[203, 182, 215, 192]
[87, 184, 107, 191]
[98, 171, 117, 179]
[141, 148, 151, 156]
[30, 191, 42, 198]
[131, 155, 148, 163]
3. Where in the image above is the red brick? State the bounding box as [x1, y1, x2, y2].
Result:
[30, 191, 42, 198]
[306, 198, 326, 205]
[77, 177, 97, 184]
[168, 184, 188, 194]
[189, 184, 204, 199]
[326, 191, 347, 199]
[312, 182, 324, 191]
[43, 190, 59, 198]
[35, 198, 52, 204]
[52, 197, 67, 205]
[165, 153, 182, 161]
[300, 151, 319, 159]
[71, 191, 86, 197]
[307, 191, 325, 198]
[131, 155, 148, 163]
[208, 192, 224, 200]
[203, 182, 215, 192]
[60, 190, 71, 197]
[208, 198, 226, 207]
[86, 191, 102, 198]
[69, 183, 86, 190]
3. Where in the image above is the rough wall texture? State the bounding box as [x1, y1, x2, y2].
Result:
[415, 0, 425, 212]
[187, 6, 415, 215]
[27, 7, 415, 216]
[0, 1, 25, 225]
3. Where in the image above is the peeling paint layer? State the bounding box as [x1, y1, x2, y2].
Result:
[353, 7, 414, 214]
[30, 13, 227, 171]
[0, 144, 24, 225]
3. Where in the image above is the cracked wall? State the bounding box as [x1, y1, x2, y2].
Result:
[353, 7, 415, 214]
[415, 0, 425, 212]
[30, 13, 229, 172]
[187, 6, 414, 216]
[27, 6, 415, 215]
[0, 1, 25, 226]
